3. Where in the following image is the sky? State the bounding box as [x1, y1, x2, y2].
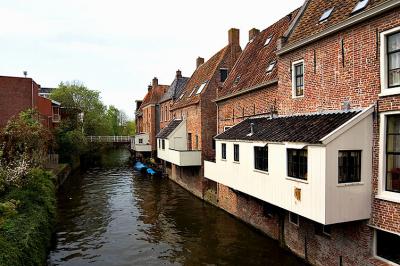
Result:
[0, 0, 304, 118]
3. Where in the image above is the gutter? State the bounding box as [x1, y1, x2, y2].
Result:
[214, 79, 278, 103]
[278, 0, 400, 55]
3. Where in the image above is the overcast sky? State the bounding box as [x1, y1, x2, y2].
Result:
[0, 0, 304, 118]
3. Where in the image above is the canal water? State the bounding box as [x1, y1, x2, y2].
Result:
[48, 149, 306, 266]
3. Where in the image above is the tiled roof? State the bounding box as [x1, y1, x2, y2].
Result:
[215, 110, 361, 143]
[159, 76, 189, 104]
[218, 10, 299, 99]
[156, 119, 183, 139]
[171, 46, 229, 110]
[140, 84, 169, 109]
[287, 0, 389, 45]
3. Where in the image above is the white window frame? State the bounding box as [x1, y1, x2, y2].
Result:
[380, 26, 400, 97]
[377, 111, 400, 203]
[373, 228, 400, 265]
[292, 59, 305, 99]
[289, 212, 299, 226]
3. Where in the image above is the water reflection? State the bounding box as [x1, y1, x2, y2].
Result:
[48, 149, 306, 266]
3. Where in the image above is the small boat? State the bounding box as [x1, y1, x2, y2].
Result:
[134, 161, 147, 171]
[146, 167, 157, 176]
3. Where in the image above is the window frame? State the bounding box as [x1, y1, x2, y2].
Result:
[221, 143, 227, 160]
[387, 32, 400, 89]
[254, 145, 268, 172]
[220, 68, 228, 83]
[287, 148, 308, 181]
[374, 229, 400, 265]
[162, 139, 165, 150]
[338, 150, 362, 184]
[380, 26, 400, 97]
[234, 144, 240, 162]
[292, 60, 305, 98]
[378, 112, 400, 203]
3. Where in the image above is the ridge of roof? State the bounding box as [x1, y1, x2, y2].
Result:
[140, 84, 169, 109]
[159, 76, 190, 104]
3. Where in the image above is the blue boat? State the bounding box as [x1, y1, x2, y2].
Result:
[146, 168, 157, 176]
[134, 161, 147, 171]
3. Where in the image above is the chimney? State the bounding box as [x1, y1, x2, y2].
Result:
[196, 57, 204, 69]
[176, 69, 182, 79]
[152, 77, 158, 88]
[136, 100, 142, 111]
[228, 28, 240, 45]
[148, 85, 152, 91]
[249, 28, 260, 42]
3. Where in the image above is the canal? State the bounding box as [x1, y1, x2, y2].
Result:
[48, 149, 307, 266]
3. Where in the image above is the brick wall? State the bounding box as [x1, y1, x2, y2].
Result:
[217, 84, 278, 133]
[142, 105, 157, 151]
[0, 76, 39, 127]
[160, 100, 172, 129]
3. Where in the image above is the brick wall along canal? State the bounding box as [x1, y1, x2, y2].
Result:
[48, 149, 306, 266]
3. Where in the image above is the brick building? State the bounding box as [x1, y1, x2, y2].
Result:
[0, 76, 61, 128]
[203, 0, 400, 265]
[133, 78, 168, 158]
[158, 70, 189, 130]
[156, 28, 242, 198]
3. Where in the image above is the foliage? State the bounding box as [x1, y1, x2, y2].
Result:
[0, 109, 53, 166]
[121, 120, 136, 136]
[0, 169, 56, 266]
[54, 120, 88, 162]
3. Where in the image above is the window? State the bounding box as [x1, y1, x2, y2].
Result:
[287, 149, 308, 180]
[386, 115, 400, 193]
[187, 133, 192, 151]
[338, 151, 361, 183]
[196, 82, 207, 95]
[179, 92, 185, 100]
[221, 143, 226, 160]
[220, 68, 228, 82]
[195, 135, 199, 150]
[376, 230, 400, 264]
[158, 139, 161, 148]
[315, 223, 332, 237]
[289, 212, 299, 226]
[266, 61, 276, 73]
[319, 7, 334, 22]
[139, 138, 143, 144]
[162, 139, 165, 150]
[264, 36, 272, 46]
[352, 0, 368, 14]
[234, 144, 240, 162]
[388, 32, 400, 88]
[292, 60, 304, 97]
[254, 146, 268, 172]
[224, 126, 232, 132]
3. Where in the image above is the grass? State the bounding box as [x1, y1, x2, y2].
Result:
[0, 168, 56, 266]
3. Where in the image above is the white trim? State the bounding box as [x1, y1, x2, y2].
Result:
[380, 26, 400, 96]
[285, 142, 308, 149]
[377, 111, 400, 203]
[292, 59, 305, 98]
[320, 105, 374, 144]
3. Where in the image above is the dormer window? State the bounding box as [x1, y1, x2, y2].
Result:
[352, 0, 368, 14]
[319, 7, 334, 23]
[220, 68, 228, 82]
[264, 36, 272, 46]
[196, 82, 207, 95]
[266, 61, 276, 73]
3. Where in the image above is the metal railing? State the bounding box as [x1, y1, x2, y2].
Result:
[86, 136, 133, 143]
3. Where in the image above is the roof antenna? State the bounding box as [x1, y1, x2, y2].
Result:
[23, 71, 28, 78]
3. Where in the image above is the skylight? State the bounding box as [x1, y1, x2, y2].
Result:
[264, 36, 272, 46]
[266, 61, 276, 73]
[188, 87, 197, 97]
[196, 82, 207, 95]
[352, 0, 368, 14]
[319, 7, 334, 22]
[234, 75, 241, 84]
[179, 92, 185, 100]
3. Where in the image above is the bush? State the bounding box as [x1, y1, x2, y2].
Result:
[0, 169, 56, 266]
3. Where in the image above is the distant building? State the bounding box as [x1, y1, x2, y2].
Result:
[0, 76, 61, 128]
[38, 87, 56, 99]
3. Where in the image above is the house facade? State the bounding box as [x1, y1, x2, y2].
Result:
[0, 76, 61, 128]
[156, 28, 242, 198]
[203, 0, 400, 265]
[133, 78, 169, 158]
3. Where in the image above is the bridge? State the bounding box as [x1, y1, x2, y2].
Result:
[86, 136, 133, 144]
